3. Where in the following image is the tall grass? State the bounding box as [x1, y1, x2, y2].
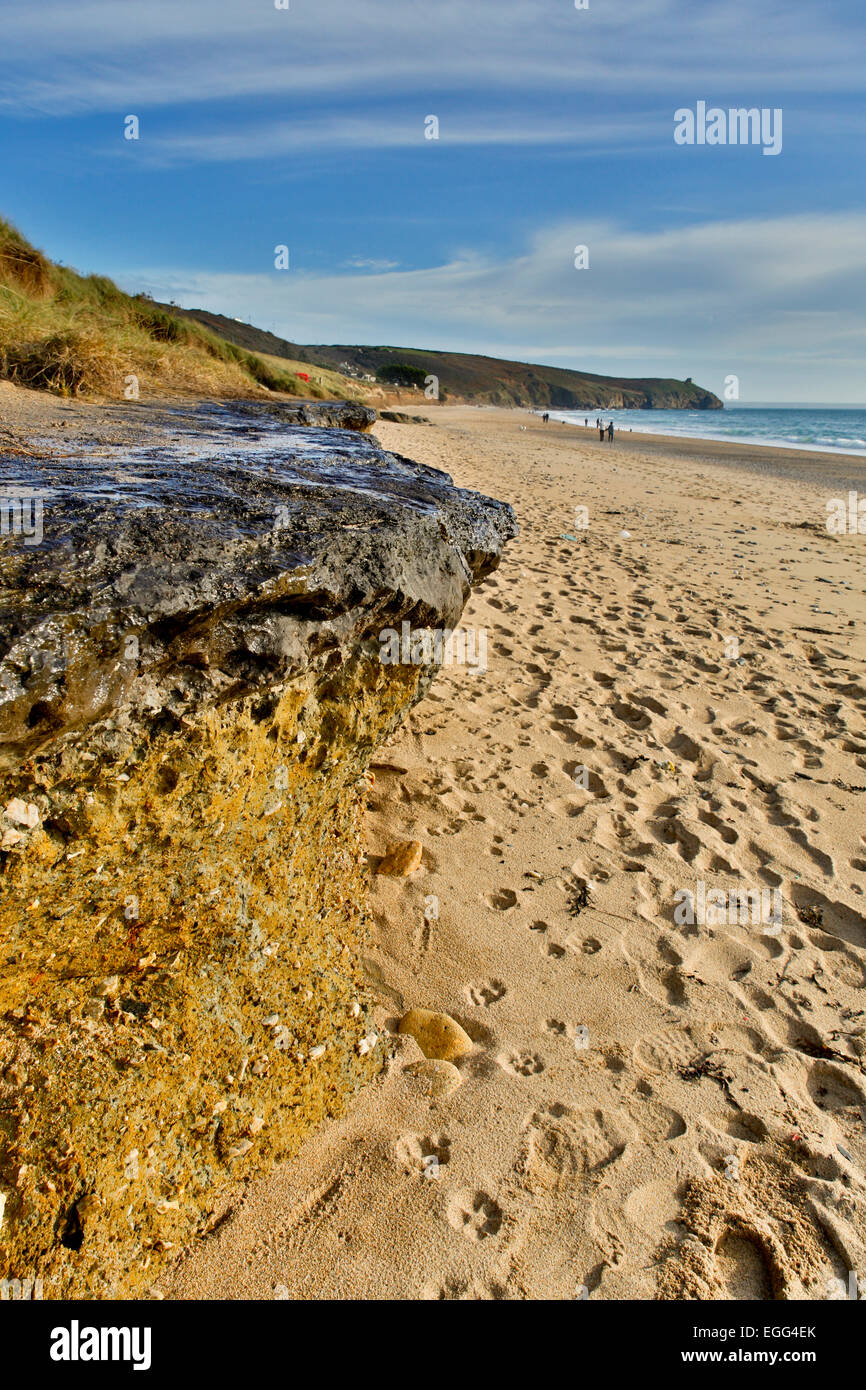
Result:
[0, 217, 305, 399]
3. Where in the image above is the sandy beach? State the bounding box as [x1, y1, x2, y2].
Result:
[146, 405, 864, 1301]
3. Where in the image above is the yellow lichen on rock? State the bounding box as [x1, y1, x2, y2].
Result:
[0, 650, 422, 1298]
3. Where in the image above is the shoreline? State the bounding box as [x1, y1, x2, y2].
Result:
[425, 402, 866, 494]
[544, 413, 866, 465]
[520, 408, 866, 492]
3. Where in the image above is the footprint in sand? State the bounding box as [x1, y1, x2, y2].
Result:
[806, 933, 866, 988]
[792, 887, 866, 951]
[466, 979, 507, 1006]
[627, 1093, 687, 1143]
[486, 888, 518, 911]
[806, 1061, 866, 1118]
[633, 1025, 705, 1076]
[396, 1132, 451, 1175]
[447, 1190, 503, 1241]
[535, 1107, 633, 1176]
[715, 1225, 776, 1300]
[499, 1051, 546, 1076]
[610, 699, 653, 731]
[424, 1276, 509, 1300]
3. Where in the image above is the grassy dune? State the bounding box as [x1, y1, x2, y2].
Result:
[254, 351, 381, 402]
[0, 219, 327, 400]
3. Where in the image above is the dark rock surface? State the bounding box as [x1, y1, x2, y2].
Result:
[0, 403, 516, 767]
[263, 398, 376, 432]
[378, 410, 435, 426]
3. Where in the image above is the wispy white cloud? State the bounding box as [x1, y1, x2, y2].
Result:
[0, 0, 861, 115]
[121, 211, 866, 400]
[128, 112, 658, 164]
[341, 257, 402, 272]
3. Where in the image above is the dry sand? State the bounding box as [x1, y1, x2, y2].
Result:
[158, 405, 866, 1302]
[9, 384, 862, 1301]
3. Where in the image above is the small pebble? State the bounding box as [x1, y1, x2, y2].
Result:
[398, 1008, 473, 1062]
[3, 798, 39, 829]
[227, 1140, 253, 1160]
[403, 1059, 462, 1097]
[377, 839, 423, 876]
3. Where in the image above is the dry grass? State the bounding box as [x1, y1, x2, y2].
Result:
[0, 217, 310, 400]
[254, 352, 388, 403]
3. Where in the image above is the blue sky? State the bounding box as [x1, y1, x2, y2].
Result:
[2, 0, 865, 400]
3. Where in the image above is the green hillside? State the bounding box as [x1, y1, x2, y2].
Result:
[168, 306, 723, 411]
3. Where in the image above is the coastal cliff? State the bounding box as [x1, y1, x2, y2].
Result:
[162, 310, 724, 412]
[0, 402, 517, 1297]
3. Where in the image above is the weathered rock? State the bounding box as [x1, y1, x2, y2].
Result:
[0, 404, 516, 1296]
[403, 1059, 463, 1097]
[398, 1009, 474, 1062]
[376, 839, 423, 876]
[266, 399, 376, 432]
[378, 411, 434, 426]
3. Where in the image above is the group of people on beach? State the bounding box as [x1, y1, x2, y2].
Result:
[539, 410, 614, 441]
[596, 415, 614, 442]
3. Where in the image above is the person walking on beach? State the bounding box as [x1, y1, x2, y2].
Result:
[598, 423, 605, 442]
[542, 411, 549, 423]
[607, 421, 615, 443]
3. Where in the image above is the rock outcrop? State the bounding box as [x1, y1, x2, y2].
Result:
[266, 399, 376, 431]
[0, 405, 516, 1296]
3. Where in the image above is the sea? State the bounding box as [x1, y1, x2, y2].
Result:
[546, 405, 866, 456]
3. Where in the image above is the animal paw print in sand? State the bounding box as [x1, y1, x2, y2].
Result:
[447, 1190, 503, 1241]
[396, 1132, 451, 1176]
[486, 889, 518, 911]
[467, 979, 507, 1006]
[500, 1051, 545, 1076]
